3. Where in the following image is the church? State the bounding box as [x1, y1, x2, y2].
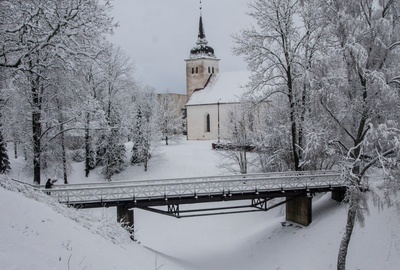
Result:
[184, 14, 250, 140]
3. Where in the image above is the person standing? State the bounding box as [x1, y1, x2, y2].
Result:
[45, 178, 54, 195]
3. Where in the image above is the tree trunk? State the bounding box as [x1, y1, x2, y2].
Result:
[32, 110, 41, 184]
[286, 67, 300, 171]
[29, 63, 42, 184]
[61, 124, 68, 184]
[0, 132, 4, 174]
[0, 107, 3, 173]
[85, 112, 90, 177]
[337, 199, 357, 270]
[14, 141, 17, 159]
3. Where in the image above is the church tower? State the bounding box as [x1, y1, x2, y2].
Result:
[185, 8, 220, 99]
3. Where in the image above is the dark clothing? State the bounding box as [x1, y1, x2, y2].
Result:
[45, 179, 53, 189]
[45, 179, 53, 195]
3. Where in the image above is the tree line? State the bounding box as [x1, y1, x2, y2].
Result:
[0, 0, 183, 184]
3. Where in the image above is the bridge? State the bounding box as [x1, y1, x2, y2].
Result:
[43, 170, 346, 231]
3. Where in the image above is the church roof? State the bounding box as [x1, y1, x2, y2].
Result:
[189, 15, 216, 59]
[186, 71, 250, 106]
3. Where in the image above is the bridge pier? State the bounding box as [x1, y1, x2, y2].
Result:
[117, 205, 134, 237]
[332, 189, 346, 202]
[285, 196, 312, 226]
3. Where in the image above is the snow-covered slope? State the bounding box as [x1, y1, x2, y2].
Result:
[2, 138, 400, 269]
[0, 177, 183, 270]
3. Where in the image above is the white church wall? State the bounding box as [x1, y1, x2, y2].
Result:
[186, 103, 236, 140]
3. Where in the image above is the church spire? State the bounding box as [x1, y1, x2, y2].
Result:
[197, 1, 207, 45]
[190, 0, 216, 59]
[196, 15, 207, 45]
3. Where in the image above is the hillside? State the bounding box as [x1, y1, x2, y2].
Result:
[2, 138, 400, 269]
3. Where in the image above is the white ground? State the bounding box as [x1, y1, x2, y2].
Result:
[2, 138, 400, 269]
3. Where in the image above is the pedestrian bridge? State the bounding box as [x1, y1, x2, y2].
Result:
[44, 170, 346, 228]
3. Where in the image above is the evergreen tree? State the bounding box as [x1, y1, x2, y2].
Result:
[0, 131, 11, 174]
[99, 120, 126, 181]
[129, 86, 161, 171]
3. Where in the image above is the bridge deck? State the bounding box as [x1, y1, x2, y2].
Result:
[45, 171, 345, 208]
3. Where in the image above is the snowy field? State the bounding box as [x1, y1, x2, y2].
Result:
[2, 138, 400, 269]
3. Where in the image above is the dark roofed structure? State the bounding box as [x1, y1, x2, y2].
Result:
[189, 15, 216, 59]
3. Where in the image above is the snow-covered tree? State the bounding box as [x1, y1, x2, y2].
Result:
[0, 96, 11, 174]
[130, 86, 161, 172]
[217, 104, 251, 174]
[73, 60, 105, 178]
[0, 0, 116, 184]
[235, 1, 400, 268]
[84, 45, 135, 181]
[316, 1, 400, 268]
[0, 69, 11, 174]
[233, 0, 324, 171]
[157, 93, 185, 145]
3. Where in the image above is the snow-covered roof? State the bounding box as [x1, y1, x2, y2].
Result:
[186, 71, 250, 106]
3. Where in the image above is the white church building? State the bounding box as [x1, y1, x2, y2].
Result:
[185, 15, 249, 140]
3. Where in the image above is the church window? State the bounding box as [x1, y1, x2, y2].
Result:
[208, 67, 211, 73]
[192, 67, 194, 74]
[205, 114, 211, 132]
[212, 67, 215, 73]
[196, 67, 199, 74]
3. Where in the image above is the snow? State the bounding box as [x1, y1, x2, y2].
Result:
[2, 138, 400, 269]
[186, 71, 250, 106]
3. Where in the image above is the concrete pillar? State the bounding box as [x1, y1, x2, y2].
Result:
[286, 196, 312, 226]
[117, 205, 134, 236]
[332, 189, 346, 202]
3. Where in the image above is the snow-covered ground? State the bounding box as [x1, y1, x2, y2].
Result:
[2, 138, 400, 269]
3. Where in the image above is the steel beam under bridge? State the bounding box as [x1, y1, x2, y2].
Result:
[45, 170, 347, 228]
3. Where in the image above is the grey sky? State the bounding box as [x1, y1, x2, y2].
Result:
[109, 0, 252, 94]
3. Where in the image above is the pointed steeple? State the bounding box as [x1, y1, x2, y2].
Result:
[197, 16, 207, 45]
[190, 2, 216, 59]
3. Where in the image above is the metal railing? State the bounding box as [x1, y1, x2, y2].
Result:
[46, 171, 344, 205]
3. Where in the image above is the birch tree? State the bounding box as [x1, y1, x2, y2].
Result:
[317, 1, 400, 268]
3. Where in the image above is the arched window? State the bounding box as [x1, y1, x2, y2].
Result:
[192, 67, 194, 74]
[212, 67, 215, 73]
[208, 67, 211, 73]
[205, 114, 211, 132]
[196, 67, 199, 74]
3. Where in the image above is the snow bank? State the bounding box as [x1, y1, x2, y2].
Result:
[0, 176, 183, 270]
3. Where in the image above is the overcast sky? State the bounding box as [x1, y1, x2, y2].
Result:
[109, 0, 252, 94]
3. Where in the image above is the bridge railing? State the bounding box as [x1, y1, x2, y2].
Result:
[49, 170, 340, 189]
[48, 171, 344, 205]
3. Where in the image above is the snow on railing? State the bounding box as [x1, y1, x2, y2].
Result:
[46, 171, 344, 205]
[49, 170, 340, 189]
